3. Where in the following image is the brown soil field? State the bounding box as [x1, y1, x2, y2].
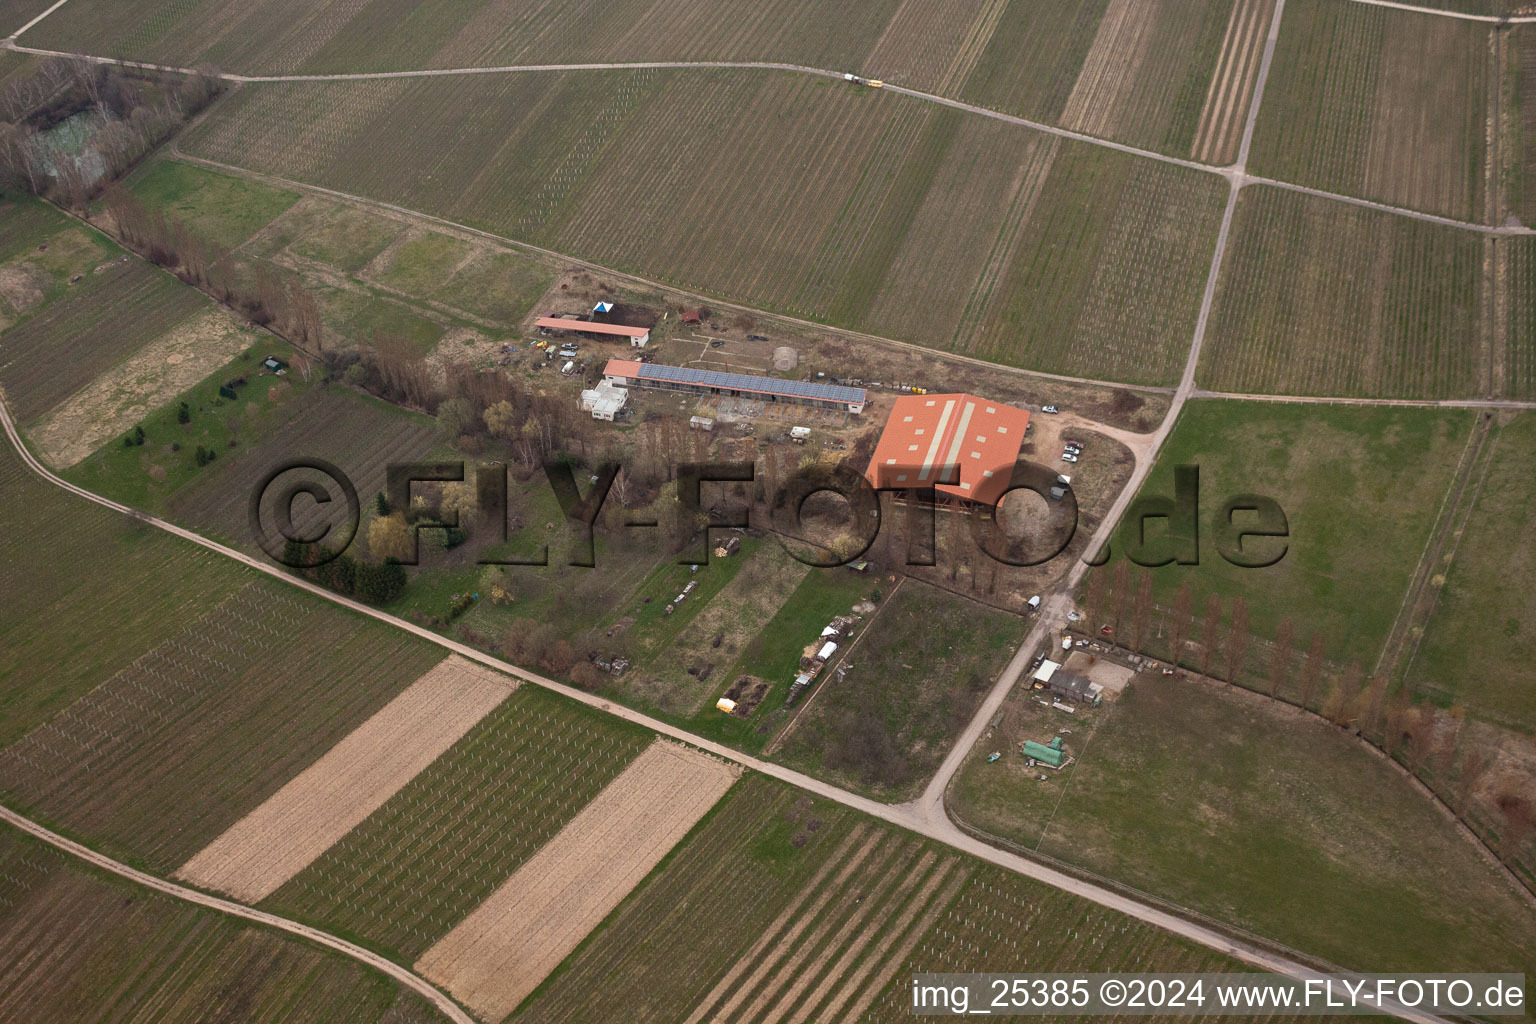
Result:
[415, 740, 739, 1021]
[1058, 0, 1164, 139]
[1190, 0, 1275, 163]
[177, 655, 515, 902]
[29, 308, 257, 469]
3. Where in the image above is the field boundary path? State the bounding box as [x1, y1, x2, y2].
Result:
[5, 43, 1534, 238]
[0, 377, 1457, 1024]
[0, 802, 475, 1024]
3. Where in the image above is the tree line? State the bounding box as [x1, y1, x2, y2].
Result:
[0, 57, 222, 206]
[1082, 564, 1535, 881]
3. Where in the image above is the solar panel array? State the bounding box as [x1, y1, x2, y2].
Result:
[635, 363, 866, 403]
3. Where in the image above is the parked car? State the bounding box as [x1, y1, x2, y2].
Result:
[1061, 452, 1079, 463]
[1041, 405, 1059, 413]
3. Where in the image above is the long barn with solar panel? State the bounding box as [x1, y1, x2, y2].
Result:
[601, 360, 867, 413]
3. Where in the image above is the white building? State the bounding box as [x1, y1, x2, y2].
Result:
[580, 380, 629, 421]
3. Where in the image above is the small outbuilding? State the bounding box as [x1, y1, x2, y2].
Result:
[681, 309, 702, 325]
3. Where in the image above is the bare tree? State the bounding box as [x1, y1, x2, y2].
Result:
[1267, 617, 1295, 698]
[1454, 747, 1487, 815]
[1362, 673, 1389, 741]
[1084, 567, 1108, 631]
[1333, 659, 1363, 728]
[1167, 579, 1194, 670]
[1111, 560, 1130, 638]
[1224, 596, 1250, 683]
[1130, 568, 1154, 653]
[1297, 632, 1325, 711]
[1495, 793, 1535, 867]
[1199, 593, 1221, 677]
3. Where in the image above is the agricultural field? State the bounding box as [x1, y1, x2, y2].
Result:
[1121, 400, 1476, 670]
[262, 686, 654, 961]
[61, 336, 314, 510]
[166, 384, 441, 549]
[512, 774, 892, 1024]
[417, 741, 738, 1021]
[0, 827, 442, 1024]
[963, 144, 1223, 382]
[517, 773, 1257, 1024]
[1053, 0, 1242, 156]
[773, 578, 1020, 801]
[1201, 186, 1487, 398]
[1248, 0, 1492, 221]
[26, 0, 1006, 94]
[179, 70, 1223, 382]
[950, 671, 1536, 978]
[1407, 411, 1536, 734]
[1519, 25, 1536, 227]
[0, 255, 209, 423]
[0, 0, 52, 36]
[30, 306, 265, 469]
[179, 656, 515, 902]
[0, 437, 248, 747]
[1190, 0, 1276, 164]
[0, 578, 443, 872]
[1505, 236, 1536, 400]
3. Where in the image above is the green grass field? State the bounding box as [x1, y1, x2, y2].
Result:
[179, 70, 1222, 382]
[0, 827, 441, 1024]
[774, 579, 1020, 800]
[1201, 186, 1486, 398]
[1249, 0, 1491, 221]
[125, 158, 301, 250]
[951, 672, 1536, 978]
[1407, 411, 1536, 733]
[1124, 400, 1476, 669]
[262, 686, 652, 961]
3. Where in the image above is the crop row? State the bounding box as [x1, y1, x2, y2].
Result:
[1202, 186, 1485, 398]
[0, 580, 441, 872]
[167, 386, 439, 551]
[1249, 0, 1489, 221]
[183, 71, 1223, 384]
[516, 775, 867, 1024]
[263, 686, 652, 960]
[0, 442, 247, 746]
[0, 827, 426, 1024]
[862, 869, 1246, 1021]
[0, 258, 206, 423]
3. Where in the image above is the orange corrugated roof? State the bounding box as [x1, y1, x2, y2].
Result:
[604, 359, 642, 377]
[537, 316, 650, 338]
[864, 394, 1029, 506]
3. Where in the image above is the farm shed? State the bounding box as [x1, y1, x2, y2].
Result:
[681, 309, 702, 325]
[601, 359, 867, 413]
[1049, 671, 1103, 706]
[817, 641, 838, 661]
[689, 415, 715, 431]
[1032, 660, 1060, 686]
[864, 393, 1029, 507]
[537, 316, 651, 349]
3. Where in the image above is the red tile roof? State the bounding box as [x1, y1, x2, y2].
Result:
[864, 394, 1029, 506]
[536, 316, 650, 338]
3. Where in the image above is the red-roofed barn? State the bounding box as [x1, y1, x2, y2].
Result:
[864, 393, 1029, 507]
